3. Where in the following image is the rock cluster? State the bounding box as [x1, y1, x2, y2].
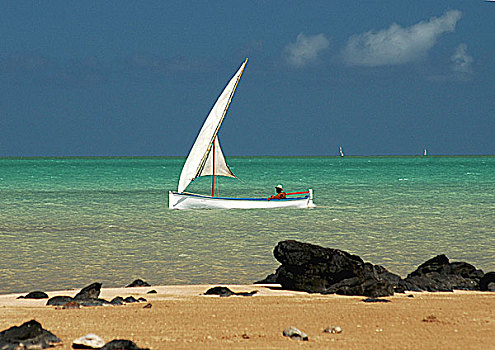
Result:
[257, 240, 493, 296]
[46, 282, 147, 307]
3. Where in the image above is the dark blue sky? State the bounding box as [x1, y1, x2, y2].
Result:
[1, 1, 494, 156]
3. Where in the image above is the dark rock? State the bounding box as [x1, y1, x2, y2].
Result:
[234, 290, 258, 296]
[138, 297, 147, 302]
[101, 339, 149, 350]
[403, 255, 484, 292]
[110, 297, 125, 305]
[204, 286, 258, 297]
[124, 296, 139, 303]
[479, 272, 495, 291]
[47, 295, 73, 306]
[362, 298, 390, 303]
[254, 273, 278, 284]
[146, 290, 157, 294]
[268, 240, 400, 297]
[204, 286, 234, 297]
[74, 282, 102, 300]
[17, 291, 49, 299]
[78, 298, 112, 307]
[143, 303, 152, 309]
[0, 319, 61, 349]
[323, 263, 396, 297]
[261, 240, 487, 296]
[126, 279, 151, 287]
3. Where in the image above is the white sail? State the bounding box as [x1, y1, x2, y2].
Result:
[199, 137, 236, 178]
[178, 59, 247, 193]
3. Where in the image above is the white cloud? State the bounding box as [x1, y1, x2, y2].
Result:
[451, 43, 473, 73]
[342, 10, 462, 67]
[284, 33, 330, 67]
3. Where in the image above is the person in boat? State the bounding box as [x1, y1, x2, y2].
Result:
[268, 185, 287, 200]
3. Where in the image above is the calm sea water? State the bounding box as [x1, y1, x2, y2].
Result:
[1, 156, 494, 294]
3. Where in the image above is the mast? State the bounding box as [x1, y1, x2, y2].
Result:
[212, 138, 216, 196]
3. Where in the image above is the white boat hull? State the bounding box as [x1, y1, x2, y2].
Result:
[169, 190, 315, 210]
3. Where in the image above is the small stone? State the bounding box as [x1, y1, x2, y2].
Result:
[146, 290, 157, 294]
[282, 326, 308, 341]
[422, 315, 439, 323]
[204, 286, 234, 297]
[143, 303, 152, 309]
[110, 296, 124, 305]
[72, 333, 105, 349]
[203, 286, 257, 297]
[17, 291, 49, 299]
[362, 298, 390, 303]
[124, 296, 139, 303]
[138, 297, 147, 302]
[323, 326, 342, 334]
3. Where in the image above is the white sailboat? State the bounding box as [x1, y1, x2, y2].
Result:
[339, 146, 344, 157]
[169, 58, 314, 209]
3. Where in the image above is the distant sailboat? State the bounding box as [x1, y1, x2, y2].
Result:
[424, 149, 427, 156]
[168, 59, 314, 210]
[339, 147, 344, 157]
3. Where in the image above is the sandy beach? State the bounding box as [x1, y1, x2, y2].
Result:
[0, 285, 493, 349]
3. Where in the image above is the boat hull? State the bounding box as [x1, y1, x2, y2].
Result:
[169, 190, 315, 210]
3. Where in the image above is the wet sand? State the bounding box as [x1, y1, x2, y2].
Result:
[0, 285, 493, 349]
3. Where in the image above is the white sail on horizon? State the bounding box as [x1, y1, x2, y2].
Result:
[177, 59, 248, 193]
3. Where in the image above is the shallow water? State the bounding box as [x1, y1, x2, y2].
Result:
[1, 156, 494, 293]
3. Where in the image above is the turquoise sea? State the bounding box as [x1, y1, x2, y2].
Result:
[1, 156, 494, 294]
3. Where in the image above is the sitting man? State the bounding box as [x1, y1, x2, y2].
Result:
[268, 184, 287, 200]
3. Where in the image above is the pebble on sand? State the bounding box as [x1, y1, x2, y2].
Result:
[72, 333, 105, 349]
[323, 326, 342, 334]
[282, 326, 308, 341]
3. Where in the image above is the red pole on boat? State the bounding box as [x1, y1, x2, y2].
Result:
[212, 139, 215, 197]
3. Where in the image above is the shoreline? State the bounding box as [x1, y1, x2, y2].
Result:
[1, 285, 493, 349]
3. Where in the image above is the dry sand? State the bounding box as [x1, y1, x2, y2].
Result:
[0, 285, 493, 349]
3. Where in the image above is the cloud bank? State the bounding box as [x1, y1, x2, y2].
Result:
[284, 33, 330, 67]
[451, 43, 473, 73]
[342, 10, 462, 67]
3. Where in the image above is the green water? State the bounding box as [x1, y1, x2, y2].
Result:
[1, 156, 494, 294]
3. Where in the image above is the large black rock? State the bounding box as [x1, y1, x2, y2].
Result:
[265, 240, 401, 297]
[403, 254, 485, 292]
[0, 319, 61, 349]
[257, 240, 491, 296]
